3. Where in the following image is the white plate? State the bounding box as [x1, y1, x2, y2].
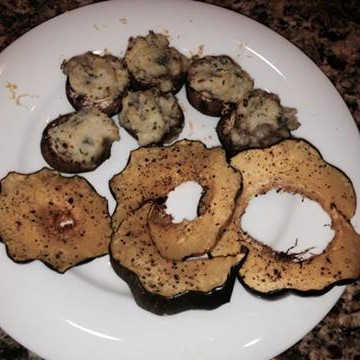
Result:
[0, 1, 359, 359]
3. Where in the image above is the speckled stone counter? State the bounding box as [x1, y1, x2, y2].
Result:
[0, 1, 359, 359]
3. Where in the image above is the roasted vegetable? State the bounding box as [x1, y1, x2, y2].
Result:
[217, 89, 300, 156]
[0, 168, 112, 273]
[118, 88, 184, 146]
[41, 107, 120, 173]
[124, 31, 190, 94]
[110, 139, 241, 260]
[211, 139, 360, 294]
[186, 55, 254, 117]
[110, 202, 247, 315]
[62, 51, 129, 116]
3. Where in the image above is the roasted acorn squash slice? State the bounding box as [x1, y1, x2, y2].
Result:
[211, 139, 360, 294]
[0, 168, 112, 273]
[110, 202, 247, 315]
[110, 139, 242, 260]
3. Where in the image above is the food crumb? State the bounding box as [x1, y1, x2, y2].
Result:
[6, 81, 38, 110]
[236, 41, 244, 58]
[178, 101, 187, 112]
[6, 81, 18, 94]
[189, 44, 205, 58]
[162, 29, 172, 41]
[198, 44, 204, 57]
[119, 17, 128, 24]
[188, 119, 194, 136]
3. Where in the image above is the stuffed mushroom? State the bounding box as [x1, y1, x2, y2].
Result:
[216, 89, 300, 155]
[62, 51, 130, 116]
[124, 31, 190, 94]
[41, 107, 120, 173]
[118, 88, 184, 146]
[186, 55, 254, 117]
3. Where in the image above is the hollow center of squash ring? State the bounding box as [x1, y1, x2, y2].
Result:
[165, 181, 203, 223]
[241, 190, 334, 260]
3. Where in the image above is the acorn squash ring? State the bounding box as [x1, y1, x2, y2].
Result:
[110, 202, 247, 315]
[211, 139, 360, 295]
[110, 139, 242, 260]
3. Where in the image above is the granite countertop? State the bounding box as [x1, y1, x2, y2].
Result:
[0, 0, 359, 359]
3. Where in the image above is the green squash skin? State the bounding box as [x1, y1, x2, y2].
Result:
[1, 245, 108, 274]
[110, 252, 246, 315]
[237, 267, 358, 299]
[109, 200, 248, 315]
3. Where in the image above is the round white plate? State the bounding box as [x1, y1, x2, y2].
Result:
[0, 1, 359, 359]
